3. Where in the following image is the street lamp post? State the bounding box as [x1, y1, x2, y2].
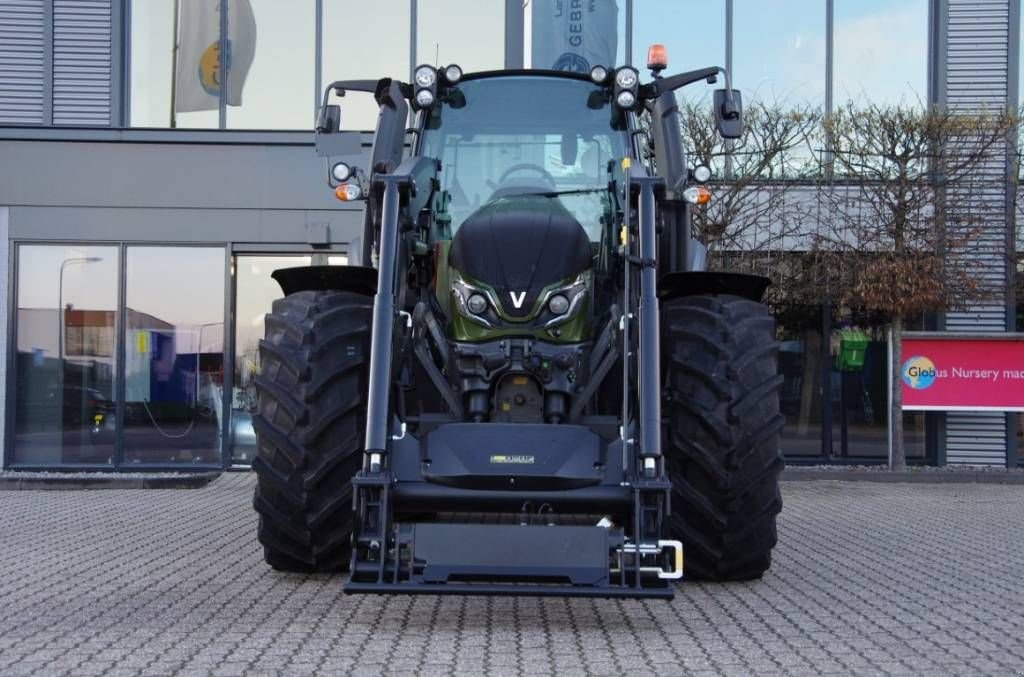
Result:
[57, 256, 103, 367]
[57, 256, 102, 455]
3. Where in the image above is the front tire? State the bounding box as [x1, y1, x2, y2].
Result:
[662, 294, 784, 581]
[252, 290, 372, 572]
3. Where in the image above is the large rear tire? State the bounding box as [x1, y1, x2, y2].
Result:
[252, 290, 372, 572]
[661, 294, 784, 581]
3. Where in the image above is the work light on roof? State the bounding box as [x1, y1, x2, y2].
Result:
[616, 90, 636, 109]
[615, 67, 639, 89]
[589, 65, 608, 84]
[415, 88, 435, 108]
[414, 65, 437, 88]
[444, 64, 463, 84]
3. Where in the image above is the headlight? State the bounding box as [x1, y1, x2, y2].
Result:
[548, 294, 570, 315]
[589, 65, 608, 84]
[467, 294, 488, 314]
[414, 66, 437, 88]
[415, 89, 435, 108]
[444, 64, 463, 84]
[693, 164, 712, 182]
[331, 162, 352, 182]
[616, 90, 636, 108]
[615, 67, 638, 89]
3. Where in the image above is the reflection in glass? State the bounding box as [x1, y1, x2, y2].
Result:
[123, 247, 225, 465]
[322, 0, 411, 131]
[778, 313, 826, 458]
[417, 1, 504, 72]
[779, 309, 927, 462]
[13, 246, 118, 465]
[130, 0, 218, 128]
[227, 0, 315, 129]
[633, 0, 724, 92]
[734, 0, 825, 107]
[834, 0, 927, 106]
[231, 256, 310, 464]
[529, 0, 625, 69]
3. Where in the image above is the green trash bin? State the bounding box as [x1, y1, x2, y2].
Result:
[835, 330, 869, 371]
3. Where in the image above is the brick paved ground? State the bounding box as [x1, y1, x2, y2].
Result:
[0, 474, 1022, 676]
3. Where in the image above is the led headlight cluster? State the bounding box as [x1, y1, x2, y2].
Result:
[413, 65, 437, 110]
[412, 64, 462, 111]
[614, 67, 639, 110]
[443, 64, 462, 85]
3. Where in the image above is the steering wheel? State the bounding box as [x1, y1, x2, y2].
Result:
[495, 163, 556, 187]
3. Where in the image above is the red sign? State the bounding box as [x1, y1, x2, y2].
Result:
[901, 335, 1024, 411]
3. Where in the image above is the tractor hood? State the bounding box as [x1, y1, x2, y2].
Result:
[448, 195, 592, 319]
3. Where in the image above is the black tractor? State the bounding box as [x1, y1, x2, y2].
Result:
[252, 53, 784, 598]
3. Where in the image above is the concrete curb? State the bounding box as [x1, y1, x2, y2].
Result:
[0, 472, 222, 490]
[781, 469, 1024, 484]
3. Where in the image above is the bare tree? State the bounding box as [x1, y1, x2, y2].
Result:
[810, 102, 1017, 468]
[681, 99, 822, 256]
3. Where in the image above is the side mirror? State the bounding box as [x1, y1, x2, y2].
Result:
[314, 104, 361, 158]
[316, 104, 340, 134]
[713, 89, 743, 140]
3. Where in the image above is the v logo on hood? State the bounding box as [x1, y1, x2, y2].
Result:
[509, 291, 527, 309]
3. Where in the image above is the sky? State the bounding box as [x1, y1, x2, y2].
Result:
[129, 0, 932, 131]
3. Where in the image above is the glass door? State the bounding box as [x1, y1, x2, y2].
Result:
[230, 255, 311, 466]
[122, 247, 226, 466]
[12, 245, 119, 466]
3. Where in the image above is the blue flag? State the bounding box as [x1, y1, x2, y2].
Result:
[531, 0, 620, 72]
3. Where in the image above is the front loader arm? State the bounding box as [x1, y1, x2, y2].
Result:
[363, 156, 439, 470]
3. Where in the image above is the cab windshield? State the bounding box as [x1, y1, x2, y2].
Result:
[420, 76, 629, 242]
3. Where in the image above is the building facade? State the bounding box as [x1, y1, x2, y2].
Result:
[0, 0, 1019, 470]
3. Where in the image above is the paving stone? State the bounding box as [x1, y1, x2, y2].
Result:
[0, 475, 1021, 675]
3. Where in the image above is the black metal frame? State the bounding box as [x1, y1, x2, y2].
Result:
[329, 77, 687, 594]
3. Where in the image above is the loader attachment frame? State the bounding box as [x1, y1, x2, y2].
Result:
[344, 124, 678, 596]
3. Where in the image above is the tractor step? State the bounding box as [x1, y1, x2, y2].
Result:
[344, 522, 680, 598]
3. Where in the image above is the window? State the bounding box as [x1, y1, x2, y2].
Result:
[123, 247, 225, 465]
[528, 0, 625, 69]
[632, 0, 725, 91]
[132, 0, 316, 129]
[227, 0, 316, 129]
[778, 306, 927, 462]
[734, 0, 825, 107]
[322, 0, 411, 131]
[417, 1, 504, 71]
[130, 0, 218, 128]
[420, 76, 627, 239]
[12, 246, 119, 466]
[834, 0, 928, 106]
